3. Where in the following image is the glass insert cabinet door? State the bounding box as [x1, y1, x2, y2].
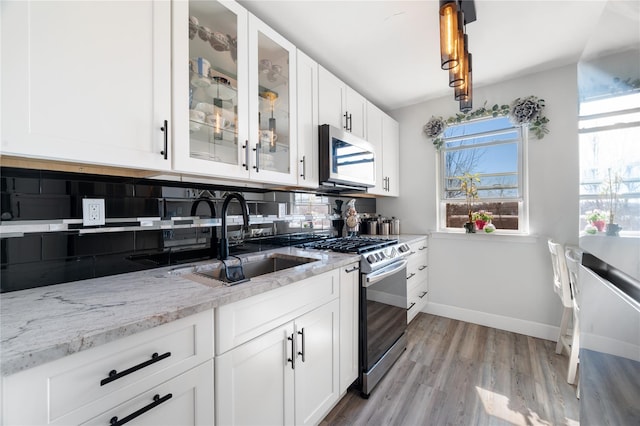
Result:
[189, 1, 239, 165]
[173, 0, 249, 179]
[173, 1, 297, 185]
[248, 15, 297, 184]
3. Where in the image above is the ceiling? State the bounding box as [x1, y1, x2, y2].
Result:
[238, 0, 638, 112]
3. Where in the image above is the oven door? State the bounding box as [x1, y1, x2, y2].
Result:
[361, 259, 408, 372]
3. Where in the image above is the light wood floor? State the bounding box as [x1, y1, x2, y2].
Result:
[321, 313, 579, 426]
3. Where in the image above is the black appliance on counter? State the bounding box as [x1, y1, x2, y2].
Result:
[299, 236, 411, 397]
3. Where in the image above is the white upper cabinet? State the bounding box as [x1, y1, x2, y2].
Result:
[318, 66, 367, 139]
[172, 0, 249, 180]
[367, 102, 399, 197]
[172, 0, 297, 185]
[248, 14, 298, 185]
[382, 113, 400, 197]
[296, 50, 320, 188]
[1, 0, 172, 171]
[367, 103, 384, 196]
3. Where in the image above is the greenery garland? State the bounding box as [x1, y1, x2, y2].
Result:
[424, 96, 549, 149]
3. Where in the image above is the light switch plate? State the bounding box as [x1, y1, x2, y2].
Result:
[82, 198, 106, 226]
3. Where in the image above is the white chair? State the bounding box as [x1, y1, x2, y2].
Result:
[565, 246, 583, 389]
[547, 239, 573, 356]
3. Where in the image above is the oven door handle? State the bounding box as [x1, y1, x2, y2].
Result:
[364, 259, 408, 287]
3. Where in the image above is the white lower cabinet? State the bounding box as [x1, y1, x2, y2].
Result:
[406, 237, 428, 323]
[1, 310, 214, 426]
[84, 360, 214, 426]
[215, 299, 339, 426]
[339, 262, 360, 391]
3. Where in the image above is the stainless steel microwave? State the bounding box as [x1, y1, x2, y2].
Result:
[319, 124, 375, 191]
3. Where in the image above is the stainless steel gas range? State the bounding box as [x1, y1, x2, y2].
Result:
[299, 236, 411, 397]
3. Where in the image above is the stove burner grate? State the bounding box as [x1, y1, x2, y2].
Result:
[299, 237, 398, 254]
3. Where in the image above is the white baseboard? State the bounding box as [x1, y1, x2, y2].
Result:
[422, 302, 559, 341]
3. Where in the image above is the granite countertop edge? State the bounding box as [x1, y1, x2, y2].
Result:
[0, 246, 362, 376]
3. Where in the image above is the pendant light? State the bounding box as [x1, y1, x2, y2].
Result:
[448, 21, 466, 88]
[459, 54, 473, 112]
[454, 35, 470, 98]
[439, 1, 459, 70]
[438, 1, 477, 110]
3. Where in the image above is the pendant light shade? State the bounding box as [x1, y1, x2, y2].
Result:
[460, 53, 473, 112]
[449, 29, 466, 87]
[455, 47, 471, 100]
[439, 1, 459, 70]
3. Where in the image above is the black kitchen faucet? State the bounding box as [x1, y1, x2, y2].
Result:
[218, 192, 250, 260]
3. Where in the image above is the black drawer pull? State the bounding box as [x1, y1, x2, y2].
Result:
[419, 291, 428, 299]
[418, 265, 427, 271]
[109, 393, 172, 426]
[100, 352, 171, 386]
[406, 273, 416, 280]
[419, 246, 427, 251]
[345, 266, 359, 273]
[406, 302, 416, 311]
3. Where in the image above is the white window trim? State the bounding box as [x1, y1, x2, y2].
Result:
[436, 118, 530, 235]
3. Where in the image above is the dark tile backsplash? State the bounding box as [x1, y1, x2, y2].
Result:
[1, 167, 376, 293]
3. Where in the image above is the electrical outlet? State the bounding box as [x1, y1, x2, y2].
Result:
[82, 198, 106, 226]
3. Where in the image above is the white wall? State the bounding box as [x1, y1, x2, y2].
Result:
[378, 64, 580, 340]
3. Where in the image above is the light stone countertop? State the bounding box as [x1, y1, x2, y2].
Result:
[0, 246, 361, 377]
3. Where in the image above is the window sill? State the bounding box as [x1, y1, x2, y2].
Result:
[430, 230, 539, 244]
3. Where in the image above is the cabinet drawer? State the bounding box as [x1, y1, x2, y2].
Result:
[216, 269, 339, 354]
[407, 258, 428, 291]
[2, 310, 214, 425]
[83, 360, 214, 426]
[408, 238, 428, 254]
[408, 280, 428, 323]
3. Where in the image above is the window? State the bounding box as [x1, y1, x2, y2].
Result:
[578, 90, 640, 233]
[438, 116, 528, 233]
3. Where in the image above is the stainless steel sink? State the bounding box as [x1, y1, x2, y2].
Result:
[193, 253, 318, 285]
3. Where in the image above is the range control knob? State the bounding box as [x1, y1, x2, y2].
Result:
[367, 254, 376, 263]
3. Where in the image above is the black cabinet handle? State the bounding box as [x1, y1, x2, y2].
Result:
[407, 272, 416, 280]
[418, 265, 427, 271]
[419, 291, 428, 299]
[253, 143, 260, 172]
[100, 352, 171, 386]
[343, 112, 349, 131]
[243, 141, 249, 170]
[419, 246, 427, 251]
[345, 265, 359, 273]
[300, 155, 306, 179]
[406, 302, 416, 311]
[287, 333, 295, 370]
[109, 393, 172, 426]
[160, 120, 168, 160]
[297, 328, 306, 362]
